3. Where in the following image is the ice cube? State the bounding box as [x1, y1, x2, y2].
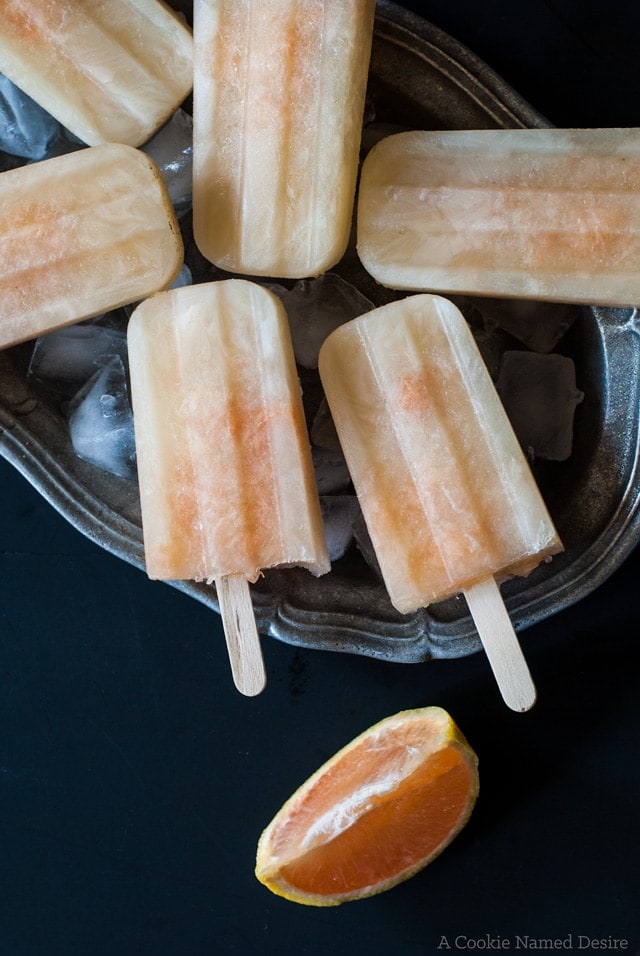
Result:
[276, 273, 374, 369]
[496, 351, 584, 461]
[68, 355, 136, 481]
[320, 495, 361, 562]
[28, 322, 127, 397]
[474, 296, 577, 353]
[0, 73, 63, 160]
[142, 108, 193, 213]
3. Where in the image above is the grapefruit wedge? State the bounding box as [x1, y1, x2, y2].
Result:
[255, 706, 479, 905]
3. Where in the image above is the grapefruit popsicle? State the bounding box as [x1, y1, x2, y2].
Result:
[0, 0, 194, 147]
[192, 0, 375, 278]
[128, 280, 330, 696]
[358, 128, 640, 306]
[0, 143, 183, 350]
[318, 294, 563, 711]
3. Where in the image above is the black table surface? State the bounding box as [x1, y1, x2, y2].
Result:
[1, 3, 639, 954]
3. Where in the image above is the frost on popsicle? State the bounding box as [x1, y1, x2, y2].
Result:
[358, 127, 640, 307]
[192, 0, 376, 278]
[318, 295, 564, 615]
[0, 143, 184, 350]
[0, 0, 194, 148]
[127, 279, 330, 585]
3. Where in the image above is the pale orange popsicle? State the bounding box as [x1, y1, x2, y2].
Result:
[318, 294, 563, 710]
[358, 128, 640, 306]
[0, 0, 193, 147]
[128, 280, 330, 694]
[0, 143, 183, 350]
[192, 0, 375, 278]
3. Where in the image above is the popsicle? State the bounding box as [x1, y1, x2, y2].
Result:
[192, 0, 375, 278]
[128, 280, 330, 696]
[357, 128, 640, 306]
[0, 143, 183, 350]
[0, 0, 193, 147]
[318, 294, 564, 711]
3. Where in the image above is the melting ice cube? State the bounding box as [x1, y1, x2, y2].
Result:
[0, 73, 63, 160]
[276, 273, 374, 369]
[473, 296, 578, 353]
[142, 108, 193, 213]
[28, 322, 127, 397]
[0, 73, 82, 161]
[68, 355, 136, 481]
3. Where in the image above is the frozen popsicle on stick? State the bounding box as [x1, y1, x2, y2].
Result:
[0, 0, 193, 147]
[192, 0, 375, 278]
[318, 294, 564, 711]
[358, 128, 640, 306]
[128, 280, 330, 696]
[0, 143, 183, 350]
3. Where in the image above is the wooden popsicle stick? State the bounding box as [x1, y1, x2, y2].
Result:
[463, 575, 536, 712]
[215, 574, 267, 697]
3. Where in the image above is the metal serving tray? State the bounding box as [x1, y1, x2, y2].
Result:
[2, 1, 639, 663]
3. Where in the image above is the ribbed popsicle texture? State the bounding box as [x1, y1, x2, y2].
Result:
[0, 143, 183, 349]
[128, 280, 330, 584]
[358, 128, 640, 306]
[193, 0, 375, 278]
[0, 0, 193, 146]
[318, 294, 563, 614]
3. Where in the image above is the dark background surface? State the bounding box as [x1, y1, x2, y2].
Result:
[1, 2, 639, 954]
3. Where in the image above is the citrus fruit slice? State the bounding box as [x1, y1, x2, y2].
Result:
[255, 706, 479, 906]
